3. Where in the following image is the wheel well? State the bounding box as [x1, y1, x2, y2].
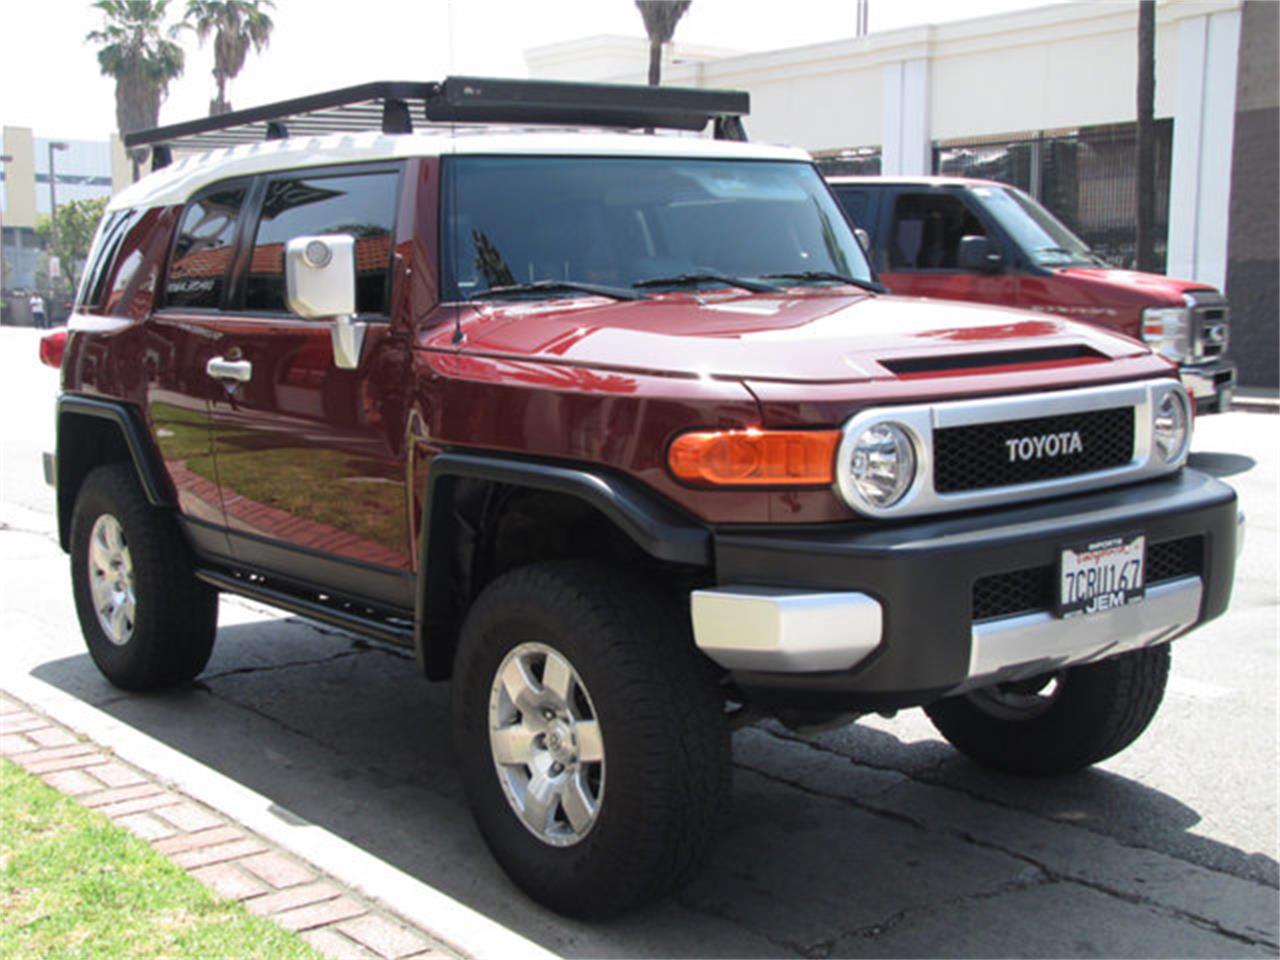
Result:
[419, 478, 702, 680]
[56, 409, 165, 552]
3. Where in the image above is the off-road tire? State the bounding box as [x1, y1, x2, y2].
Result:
[70, 463, 217, 690]
[925, 646, 1171, 776]
[451, 560, 730, 918]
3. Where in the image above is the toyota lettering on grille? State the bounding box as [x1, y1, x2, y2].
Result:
[1005, 430, 1084, 463]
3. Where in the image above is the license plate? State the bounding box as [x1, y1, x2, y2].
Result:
[1058, 534, 1146, 617]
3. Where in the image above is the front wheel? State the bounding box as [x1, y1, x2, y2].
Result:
[451, 561, 730, 918]
[925, 646, 1171, 776]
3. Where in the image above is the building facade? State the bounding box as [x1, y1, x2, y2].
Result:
[528, 0, 1277, 386]
[1, 127, 132, 308]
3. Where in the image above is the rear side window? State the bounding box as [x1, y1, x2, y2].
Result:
[77, 209, 135, 310]
[166, 184, 247, 308]
[244, 171, 398, 315]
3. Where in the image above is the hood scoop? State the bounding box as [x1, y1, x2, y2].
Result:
[881, 344, 1107, 379]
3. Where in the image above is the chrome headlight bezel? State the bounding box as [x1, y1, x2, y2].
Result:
[835, 419, 924, 515]
[1151, 381, 1192, 465]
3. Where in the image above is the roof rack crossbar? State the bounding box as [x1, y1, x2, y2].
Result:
[122, 76, 750, 152]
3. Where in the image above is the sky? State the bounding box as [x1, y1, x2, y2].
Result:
[2, 0, 1060, 142]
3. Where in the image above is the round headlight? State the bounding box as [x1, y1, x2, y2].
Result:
[1153, 388, 1190, 463]
[847, 422, 917, 508]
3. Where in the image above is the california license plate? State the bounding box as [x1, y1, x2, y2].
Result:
[1058, 534, 1146, 617]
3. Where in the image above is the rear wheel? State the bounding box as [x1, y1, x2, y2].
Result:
[70, 464, 217, 690]
[451, 560, 729, 918]
[925, 646, 1171, 776]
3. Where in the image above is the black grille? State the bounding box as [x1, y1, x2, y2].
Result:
[1146, 536, 1203, 584]
[934, 407, 1134, 493]
[971, 536, 1204, 621]
[972, 565, 1054, 622]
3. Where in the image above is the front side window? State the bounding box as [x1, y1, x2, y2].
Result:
[166, 184, 246, 308]
[244, 171, 398, 314]
[441, 157, 873, 300]
[971, 186, 1098, 267]
[888, 193, 988, 271]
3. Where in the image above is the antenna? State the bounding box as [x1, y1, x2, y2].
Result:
[448, 0, 465, 346]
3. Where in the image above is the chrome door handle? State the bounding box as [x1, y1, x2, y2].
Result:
[206, 357, 253, 382]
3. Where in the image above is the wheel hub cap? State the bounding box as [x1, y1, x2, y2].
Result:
[88, 514, 135, 646]
[488, 642, 605, 847]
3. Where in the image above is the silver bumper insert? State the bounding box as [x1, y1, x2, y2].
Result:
[960, 575, 1203, 692]
[690, 587, 883, 672]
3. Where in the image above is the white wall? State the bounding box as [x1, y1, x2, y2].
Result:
[527, 1, 1238, 151]
[527, 0, 1244, 286]
[1166, 7, 1243, 289]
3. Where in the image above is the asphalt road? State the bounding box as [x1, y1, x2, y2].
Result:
[2, 327, 1276, 958]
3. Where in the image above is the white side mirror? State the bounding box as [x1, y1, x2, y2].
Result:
[285, 234, 365, 370]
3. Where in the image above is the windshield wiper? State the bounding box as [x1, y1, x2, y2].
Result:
[633, 272, 780, 294]
[762, 271, 886, 294]
[469, 279, 644, 302]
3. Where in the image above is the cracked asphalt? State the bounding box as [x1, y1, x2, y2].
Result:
[2, 328, 1277, 957]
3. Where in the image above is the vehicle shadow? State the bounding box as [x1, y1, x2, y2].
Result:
[30, 618, 1278, 959]
[1189, 451, 1257, 479]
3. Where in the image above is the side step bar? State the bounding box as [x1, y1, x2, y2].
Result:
[196, 569, 415, 646]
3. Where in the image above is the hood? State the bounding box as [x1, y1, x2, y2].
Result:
[1057, 267, 1217, 306]
[449, 292, 1149, 384]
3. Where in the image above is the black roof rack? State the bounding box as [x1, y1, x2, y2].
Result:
[124, 76, 751, 169]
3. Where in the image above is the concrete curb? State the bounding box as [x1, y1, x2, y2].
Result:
[2, 672, 559, 960]
[1230, 398, 1279, 414]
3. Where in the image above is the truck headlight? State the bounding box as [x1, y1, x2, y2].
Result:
[1142, 307, 1192, 362]
[1152, 384, 1191, 464]
[844, 422, 917, 509]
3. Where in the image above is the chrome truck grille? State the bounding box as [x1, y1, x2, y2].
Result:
[1187, 290, 1230, 360]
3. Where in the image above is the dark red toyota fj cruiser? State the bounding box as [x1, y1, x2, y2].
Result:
[43, 79, 1240, 917]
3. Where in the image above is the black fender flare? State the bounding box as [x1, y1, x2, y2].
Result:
[55, 395, 175, 550]
[414, 451, 710, 678]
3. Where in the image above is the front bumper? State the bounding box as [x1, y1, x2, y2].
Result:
[1180, 357, 1237, 412]
[694, 469, 1238, 710]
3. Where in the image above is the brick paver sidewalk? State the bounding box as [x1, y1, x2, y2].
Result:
[1, 691, 461, 960]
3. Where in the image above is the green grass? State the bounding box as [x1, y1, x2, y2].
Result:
[0, 760, 320, 960]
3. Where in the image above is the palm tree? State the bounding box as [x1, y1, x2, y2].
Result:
[635, 1, 692, 86]
[87, 0, 185, 179]
[183, 0, 275, 115]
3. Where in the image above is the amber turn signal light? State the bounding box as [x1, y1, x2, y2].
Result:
[668, 428, 840, 487]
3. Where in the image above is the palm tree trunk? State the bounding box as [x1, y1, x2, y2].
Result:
[648, 38, 662, 86]
[1135, 0, 1156, 272]
[214, 72, 228, 115]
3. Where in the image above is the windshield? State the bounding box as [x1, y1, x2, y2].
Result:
[971, 185, 1100, 267]
[441, 156, 873, 300]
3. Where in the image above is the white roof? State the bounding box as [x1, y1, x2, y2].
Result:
[110, 129, 811, 211]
